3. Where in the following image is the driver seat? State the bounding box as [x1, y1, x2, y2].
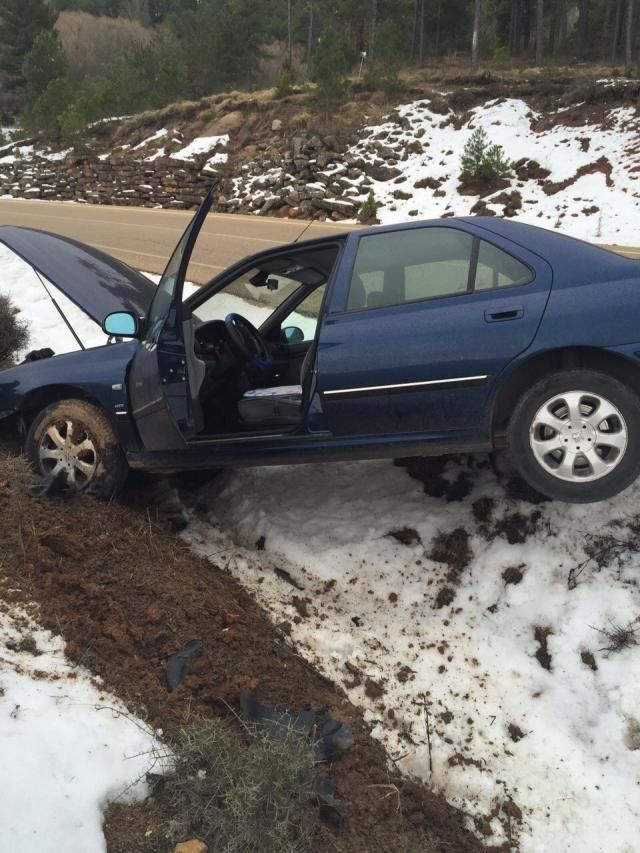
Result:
[237, 345, 315, 426]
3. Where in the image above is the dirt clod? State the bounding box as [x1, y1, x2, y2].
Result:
[508, 723, 526, 742]
[387, 527, 421, 546]
[472, 496, 494, 524]
[364, 678, 385, 700]
[434, 586, 457, 609]
[502, 565, 525, 585]
[534, 626, 553, 671]
[429, 528, 472, 576]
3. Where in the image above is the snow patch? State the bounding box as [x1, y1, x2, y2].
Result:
[172, 135, 229, 163]
[0, 604, 158, 851]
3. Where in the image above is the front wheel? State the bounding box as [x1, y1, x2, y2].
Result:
[507, 369, 640, 503]
[26, 399, 128, 497]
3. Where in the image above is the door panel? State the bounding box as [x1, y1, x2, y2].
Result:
[129, 192, 214, 450]
[316, 225, 552, 438]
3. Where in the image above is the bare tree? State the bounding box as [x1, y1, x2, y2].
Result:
[535, 0, 544, 64]
[434, 0, 442, 56]
[610, 0, 622, 60]
[287, 0, 293, 66]
[418, 0, 425, 65]
[472, 0, 482, 69]
[370, 0, 378, 62]
[625, 0, 635, 68]
[306, 0, 314, 64]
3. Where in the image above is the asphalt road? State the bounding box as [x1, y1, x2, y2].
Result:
[0, 199, 638, 283]
[0, 199, 350, 283]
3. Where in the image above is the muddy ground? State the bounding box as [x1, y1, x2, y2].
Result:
[0, 437, 499, 853]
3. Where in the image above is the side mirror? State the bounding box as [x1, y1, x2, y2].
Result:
[102, 311, 138, 338]
[282, 325, 304, 344]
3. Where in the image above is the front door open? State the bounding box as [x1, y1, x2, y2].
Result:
[129, 192, 214, 451]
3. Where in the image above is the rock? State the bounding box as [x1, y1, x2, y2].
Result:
[174, 841, 208, 853]
[271, 119, 283, 131]
[427, 95, 449, 115]
[470, 199, 496, 216]
[202, 110, 244, 135]
[314, 198, 358, 215]
[369, 165, 402, 182]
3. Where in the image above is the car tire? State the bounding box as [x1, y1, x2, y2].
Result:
[507, 369, 640, 503]
[26, 399, 128, 497]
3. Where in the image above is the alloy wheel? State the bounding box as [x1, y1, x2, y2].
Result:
[38, 419, 98, 488]
[529, 390, 628, 483]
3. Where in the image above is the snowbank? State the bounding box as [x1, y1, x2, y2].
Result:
[187, 457, 640, 851]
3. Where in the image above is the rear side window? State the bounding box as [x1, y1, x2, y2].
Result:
[347, 226, 533, 311]
[348, 227, 475, 310]
[475, 240, 533, 290]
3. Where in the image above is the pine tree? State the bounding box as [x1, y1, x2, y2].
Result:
[460, 127, 512, 182]
[0, 0, 57, 119]
[23, 32, 68, 105]
[311, 27, 349, 111]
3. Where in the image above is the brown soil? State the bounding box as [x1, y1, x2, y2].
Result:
[0, 447, 494, 853]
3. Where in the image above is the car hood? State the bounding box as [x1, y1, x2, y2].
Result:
[0, 226, 156, 323]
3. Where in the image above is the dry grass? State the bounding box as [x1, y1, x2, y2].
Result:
[594, 619, 639, 656]
[0, 452, 35, 491]
[161, 717, 317, 853]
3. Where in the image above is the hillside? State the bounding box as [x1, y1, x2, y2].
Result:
[0, 69, 640, 246]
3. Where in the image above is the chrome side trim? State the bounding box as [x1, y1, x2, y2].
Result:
[323, 374, 489, 397]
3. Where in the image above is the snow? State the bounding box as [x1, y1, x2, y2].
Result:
[356, 99, 640, 244]
[0, 145, 34, 165]
[0, 244, 107, 358]
[33, 148, 73, 162]
[133, 128, 168, 151]
[0, 604, 158, 851]
[172, 134, 229, 163]
[186, 456, 640, 851]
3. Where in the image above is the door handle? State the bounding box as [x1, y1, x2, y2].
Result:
[484, 305, 524, 322]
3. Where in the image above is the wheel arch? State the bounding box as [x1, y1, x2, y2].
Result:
[18, 385, 108, 429]
[491, 347, 640, 439]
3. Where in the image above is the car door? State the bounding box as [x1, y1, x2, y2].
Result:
[316, 222, 552, 439]
[129, 192, 214, 451]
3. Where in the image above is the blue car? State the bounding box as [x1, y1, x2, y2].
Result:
[1, 190, 640, 503]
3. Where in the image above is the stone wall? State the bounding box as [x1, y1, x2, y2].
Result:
[0, 153, 215, 210]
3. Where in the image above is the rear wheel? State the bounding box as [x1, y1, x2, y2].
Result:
[507, 370, 640, 503]
[26, 399, 128, 497]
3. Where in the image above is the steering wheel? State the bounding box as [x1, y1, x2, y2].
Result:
[225, 313, 272, 368]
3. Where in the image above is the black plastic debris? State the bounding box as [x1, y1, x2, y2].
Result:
[274, 567, 304, 590]
[29, 470, 72, 499]
[153, 477, 190, 531]
[165, 639, 204, 691]
[21, 348, 54, 363]
[239, 691, 353, 820]
[315, 714, 355, 762]
[239, 691, 354, 762]
[313, 776, 350, 819]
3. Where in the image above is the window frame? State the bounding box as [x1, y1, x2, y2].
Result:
[344, 226, 535, 314]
